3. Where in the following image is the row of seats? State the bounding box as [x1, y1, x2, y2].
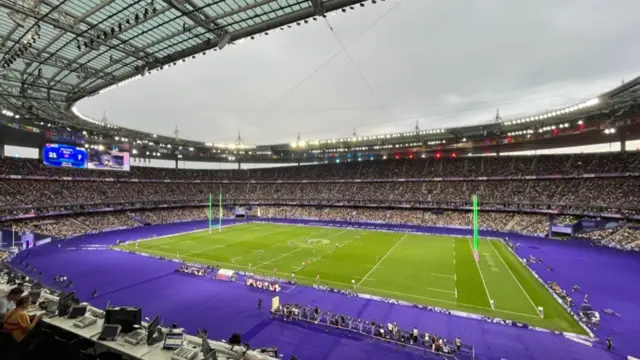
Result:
[4, 206, 638, 250]
[1, 152, 640, 180]
[1, 178, 639, 215]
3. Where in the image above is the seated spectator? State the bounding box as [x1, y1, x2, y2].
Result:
[2, 295, 40, 342]
[0, 287, 25, 319]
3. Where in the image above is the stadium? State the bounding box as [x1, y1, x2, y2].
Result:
[1, 1, 640, 360]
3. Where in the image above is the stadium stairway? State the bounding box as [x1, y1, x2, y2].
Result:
[131, 214, 152, 226]
[521, 217, 547, 233]
[504, 216, 520, 231]
[70, 217, 90, 231]
[603, 223, 629, 243]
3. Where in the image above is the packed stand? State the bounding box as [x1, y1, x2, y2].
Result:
[2, 213, 140, 239]
[554, 216, 580, 225]
[134, 207, 235, 224]
[603, 227, 640, 250]
[578, 228, 619, 241]
[0, 207, 241, 238]
[1, 152, 640, 181]
[1, 178, 640, 216]
[509, 214, 547, 233]
[523, 221, 549, 236]
[260, 206, 543, 233]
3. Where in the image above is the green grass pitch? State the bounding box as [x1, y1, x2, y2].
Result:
[117, 222, 586, 335]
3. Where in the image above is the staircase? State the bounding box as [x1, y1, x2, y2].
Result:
[504, 215, 520, 231]
[131, 213, 151, 226]
[603, 224, 629, 243]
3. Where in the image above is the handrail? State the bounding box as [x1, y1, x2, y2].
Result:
[270, 305, 472, 360]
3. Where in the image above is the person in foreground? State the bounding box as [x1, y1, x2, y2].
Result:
[3, 295, 41, 342]
[0, 287, 25, 319]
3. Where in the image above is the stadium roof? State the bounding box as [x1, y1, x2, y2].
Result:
[1, 0, 640, 163]
[0, 0, 366, 127]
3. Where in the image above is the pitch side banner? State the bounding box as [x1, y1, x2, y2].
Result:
[550, 224, 573, 234]
[246, 277, 281, 292]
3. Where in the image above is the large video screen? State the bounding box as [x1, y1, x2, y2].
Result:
[43, 143, 130, 171]
[43, 143, 88, 168]
[87, 148, 130, 171]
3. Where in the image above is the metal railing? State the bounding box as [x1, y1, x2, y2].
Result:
[270, 304, 475, 360]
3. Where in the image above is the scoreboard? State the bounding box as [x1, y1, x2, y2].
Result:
[43, 143, 87, 168]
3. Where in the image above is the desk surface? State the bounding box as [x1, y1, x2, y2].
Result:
[40, 311, 163, 359]
[0, 278, 272, 360]
[95, 333, 162, 359]
[43, 315, 103, 339]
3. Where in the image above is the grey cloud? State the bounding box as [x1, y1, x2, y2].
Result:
[77, 0, 640, 145]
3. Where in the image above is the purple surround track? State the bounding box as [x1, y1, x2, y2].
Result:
[8, 218, 639, 360]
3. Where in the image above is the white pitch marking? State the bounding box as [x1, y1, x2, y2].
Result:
[184, 226, 289, 257]
[425, 287, 456, 295]
[488, 239, 543, 318]
[430, 273, 455, 278]
[259, 229, 350, 269]
[351, 284, 541, 319]
[357, 233, 408, 287]
[468, 238, 494, 309]
[256, 247, 305, 267]
[365, 265, 385, 269]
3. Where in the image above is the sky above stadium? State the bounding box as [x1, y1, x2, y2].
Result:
[76, 0, 640, 145]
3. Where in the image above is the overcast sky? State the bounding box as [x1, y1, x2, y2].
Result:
[76, 0, 640, 145]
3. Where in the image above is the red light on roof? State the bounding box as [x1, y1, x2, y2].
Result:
[436, 152, 441, 159]
[451, 153, 457, 158]
[395, 155, 400, 159]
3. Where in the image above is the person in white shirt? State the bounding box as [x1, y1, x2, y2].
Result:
[0, 287, 25, 318]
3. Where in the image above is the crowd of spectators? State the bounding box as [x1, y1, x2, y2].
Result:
[548, 281, 575, 308]
[4, 213, 140, 238]
[1, 178, 639, 216]
[554, 216, 580, 225]
[578, 228, 618, 241]
[0, 154, 639, 219]
[260, 206, 544, 232]
[509, 214, 547, 233]
[271, 303, 467, 356]
[1, 152, 639, 180]
[133, 207, 235, 224]
[260, 207, 640, 248]
[1, 204, 638, 249]
[603, 227, 640, 250]
[1, 152, 639, 247]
